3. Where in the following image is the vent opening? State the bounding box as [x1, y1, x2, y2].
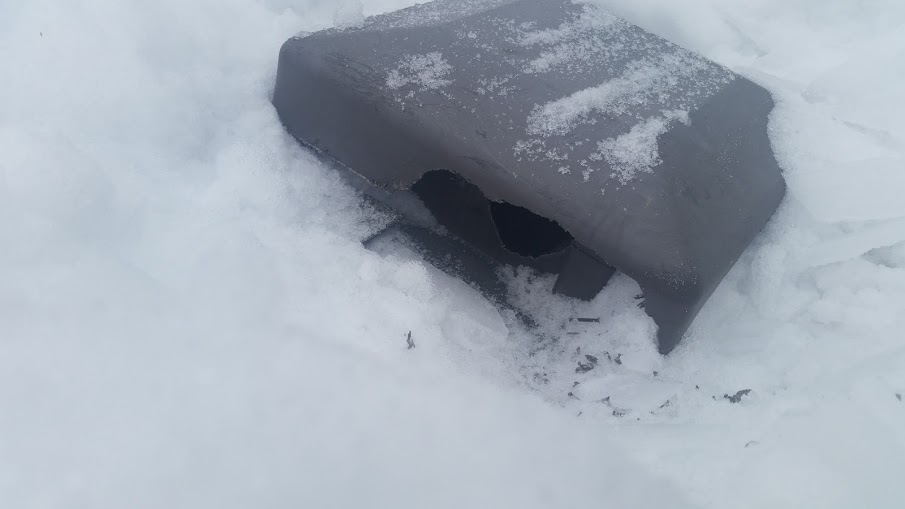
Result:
[489, 202, 572, 258]
[410, 170, 573, 261]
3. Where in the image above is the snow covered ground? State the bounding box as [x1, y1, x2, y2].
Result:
[1, 0, 904, 507]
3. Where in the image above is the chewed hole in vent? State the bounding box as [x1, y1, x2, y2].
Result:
[489, 201, 572, 258]
[411, 170, 573, 259]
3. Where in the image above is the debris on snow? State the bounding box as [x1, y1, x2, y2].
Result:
[575, 354, 599, 373]
[723, 389, 752, 404]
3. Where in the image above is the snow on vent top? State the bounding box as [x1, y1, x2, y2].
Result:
[516, 47, 730, 183]
[356, 0, 734, 186]
[507, 4, 734, 184]
[595, 111, 689, 184]
[387, 53, 454, 91]
[526, 55, 714, 137]
[364, 0, 517, 31]
[518, 3, 624, 74]
[518, 5, 619, 46]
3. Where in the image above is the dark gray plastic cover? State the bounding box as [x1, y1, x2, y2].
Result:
[272, 0, 786, 353]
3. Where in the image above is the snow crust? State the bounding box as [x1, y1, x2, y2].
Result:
[2, 0, 905, 508]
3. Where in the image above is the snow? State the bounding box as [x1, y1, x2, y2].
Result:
[333, 0, 366, 29]
[2, 0, 905, 508]
[523, 29, 728, 138]
[386, 52, 454, 91]
[510, 4, 735, 184]
[518, 2, 622, 73]
[594, 110, 689, 184]
[0, 1, 686, 507]
[362, 0, 515, 31]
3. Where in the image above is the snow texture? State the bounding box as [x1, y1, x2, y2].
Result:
[526, 57, 707, 137]
[386, 52, 454, 91]
[362, 0, 516, 31]
[595, 110, 689, 183]
[510, 3, 733, 184]
[2, 0, 905, 508]
[333, 0, 366, 29]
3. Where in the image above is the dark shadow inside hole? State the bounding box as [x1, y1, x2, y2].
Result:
[410, 170, 573, 260]
[489, 201, 573, 258]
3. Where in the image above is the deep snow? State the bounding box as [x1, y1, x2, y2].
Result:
[1, 0, 904, 508]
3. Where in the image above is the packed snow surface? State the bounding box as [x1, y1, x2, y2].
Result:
[2, 0, 905, 508]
